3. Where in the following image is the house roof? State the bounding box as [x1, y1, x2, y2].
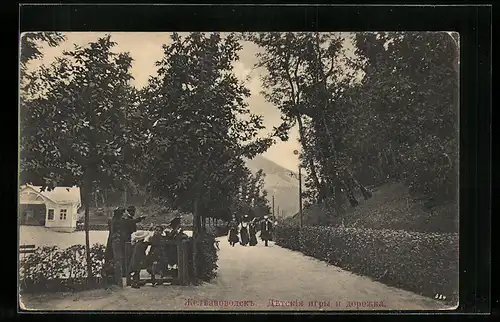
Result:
[21, 185, 81, 205]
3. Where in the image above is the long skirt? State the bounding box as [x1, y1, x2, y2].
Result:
[249, 232, 258, 246]
[228, 228, 239, 244]
[240, 227, 249, 245]
[261, 229, 272, 241]
[146, 247, 166, 276]
[111, 240, 124, 286]
[128, 241, 148, 273]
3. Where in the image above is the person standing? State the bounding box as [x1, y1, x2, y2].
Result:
[105, 207, 126, 287]
[249, 217, 258, 246]
[128, 230, 151, 289]
[227, 216, 239, 247]
[146, 225, 167, 286]
[164, 216, 186, 274]
[260, 215, 274, 247]
[239, 215, 250, 246]
[122, 206, 146, 279]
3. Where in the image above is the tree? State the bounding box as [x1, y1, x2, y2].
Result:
[249, 32, 372, 215]
[140, 32, 273, 236]
[20, 32, 66, 92]
[348, 32, 459, 203]
[20, 35, 137, 281]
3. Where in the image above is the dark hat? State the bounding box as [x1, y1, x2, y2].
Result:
[113, 207, 125, 218]
[127, 205, 136, 213]
[169, 217, 182, 227]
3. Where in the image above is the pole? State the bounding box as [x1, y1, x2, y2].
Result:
[299, 165, 303, 228]
[272, 195, 275, 218]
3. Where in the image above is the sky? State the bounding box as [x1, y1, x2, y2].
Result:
[26, 32, 352, 172]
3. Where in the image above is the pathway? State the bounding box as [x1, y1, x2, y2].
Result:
[21, 237, 452, 311]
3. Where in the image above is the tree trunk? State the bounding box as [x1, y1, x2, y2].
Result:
[101, 190, 106, 206]
[192, 194, 201, 282]
[333, 183, 344, 215]
[83, 185, 93, 283]
[123, 187, 127, 207]
[296, 115, 322, 202]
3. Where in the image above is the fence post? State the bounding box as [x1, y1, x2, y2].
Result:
[176, 240, 189, 285]
[125, 242, 131, 286]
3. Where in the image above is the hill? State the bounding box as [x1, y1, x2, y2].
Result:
[244, 155, 299, 218]
[286, 182, 458, 233]
[84, 155, 302, 222]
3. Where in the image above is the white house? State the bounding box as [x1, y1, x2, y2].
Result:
[19, 185, 81, 233]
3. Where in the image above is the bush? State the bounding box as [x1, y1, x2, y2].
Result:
[186, 236, 218, 283]
[75, 224, 195, 231]
[275, 226, 458, 303]
[20, 244, 107, 294]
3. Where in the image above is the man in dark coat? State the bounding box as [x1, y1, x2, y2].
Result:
[260, 215, 274, 247]
[104, 207, 126, 287]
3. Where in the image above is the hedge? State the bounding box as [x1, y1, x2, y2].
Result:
[19, 244, 107, 294]
[274, 226, 458, 303]
[187, 235, 219, 282]
[76, 224, 194, 231]
[20, 238, 219, 293]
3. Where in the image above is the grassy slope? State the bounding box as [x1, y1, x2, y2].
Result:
[296, 182, 458, 233]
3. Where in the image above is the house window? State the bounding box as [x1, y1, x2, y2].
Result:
[60, 209, 67, 220]
[47, 209, 54, 220]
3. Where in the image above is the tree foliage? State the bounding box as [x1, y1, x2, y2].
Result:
[250, 31, 459, 219]
[139, 32, 273, 232]
[20, 35, 137, 278]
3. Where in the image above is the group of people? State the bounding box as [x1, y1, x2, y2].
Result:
[227, 214, 275, 247]
[103, 206, 188, 289]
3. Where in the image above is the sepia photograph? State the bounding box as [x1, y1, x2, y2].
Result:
[18, 31, 459, 311]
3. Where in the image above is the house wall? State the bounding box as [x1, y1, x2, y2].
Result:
[44, 202, 76, 232]
[19, 186, 80, 232]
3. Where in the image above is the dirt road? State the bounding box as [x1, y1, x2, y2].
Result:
[21, 237, 451, 311]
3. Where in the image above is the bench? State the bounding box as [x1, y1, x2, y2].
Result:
[20, 244, 36, 257]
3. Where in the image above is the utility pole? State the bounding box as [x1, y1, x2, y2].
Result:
[299, 165, 303, 228]
[294, 150, 303, 228]
[277, 205, 280, 220]
[272, 195, 275, 218]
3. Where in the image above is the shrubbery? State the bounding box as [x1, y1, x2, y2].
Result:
[75, 224, 195, 231]
[275, 226, 458, 303]
[187, 235, 219, 282]
[19, 244, 106, 293]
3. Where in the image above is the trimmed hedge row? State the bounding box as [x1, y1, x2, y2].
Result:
[189, 235, 219, 282]
[19, 244, 106, 294]
[75, 224, 194, 231]
[20, 238, 219, 293]
[274, 226, 458, 302]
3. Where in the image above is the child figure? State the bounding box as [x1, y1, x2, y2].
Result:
[146, 225, 166, 286]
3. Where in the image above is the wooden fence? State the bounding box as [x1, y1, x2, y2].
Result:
[124, 239, 191, 286]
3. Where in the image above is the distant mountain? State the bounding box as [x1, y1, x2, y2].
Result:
[244, 155, 299, 218]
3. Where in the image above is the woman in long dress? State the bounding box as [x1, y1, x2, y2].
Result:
[249, 218, 258, 246]
[227, 218, 239, 247]
[239, 215, 250, 246]
[103, 208, 126, 287]
[128, 230, 151, 289]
